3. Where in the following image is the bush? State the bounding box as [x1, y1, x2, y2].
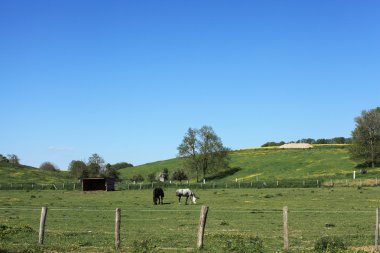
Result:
[39, 161, 58, 171]
[314, 236, 346, 253]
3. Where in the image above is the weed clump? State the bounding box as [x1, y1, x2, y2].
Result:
[131, 239, 157, 253]
[213, 234, 264, 253]
[314, 236, 346, 253]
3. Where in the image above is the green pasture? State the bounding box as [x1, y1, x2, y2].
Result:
[3, 146, 380, 188]
[0, 163, 72, 185]
[120, 146, 380, 183]
[1, 187, 380, 252]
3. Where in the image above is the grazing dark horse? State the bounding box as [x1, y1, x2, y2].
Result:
[176, 188, 198, 205]
[153, 187, 164, 205]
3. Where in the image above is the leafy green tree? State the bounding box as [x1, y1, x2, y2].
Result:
[68, 160, 88, 179]
[349, 107, 380, 168]
[87, 153, 105, 176]
[172, 169, 188, 183]
[148, 173, 156, 182]
[88, 162, 101, 177]
[88, 153, 105, 167]
[178, 125, 230, 182]
[178, 127, 200, 181]
[104, 163, 122, 182]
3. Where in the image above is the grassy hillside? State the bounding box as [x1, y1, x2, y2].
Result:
[2, 145, 379, 185]
[120, 145, 380, 183]
[0, 162, 73, 184]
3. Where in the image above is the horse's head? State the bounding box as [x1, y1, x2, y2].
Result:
[190, 191, 199, 204]
[191, 194, 197, 204]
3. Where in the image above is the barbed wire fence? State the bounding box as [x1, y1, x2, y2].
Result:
[1, 177, 380, 191]
[0, 205, 379, 252]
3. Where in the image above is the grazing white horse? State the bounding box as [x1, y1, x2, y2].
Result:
[176, 188, 198, 205]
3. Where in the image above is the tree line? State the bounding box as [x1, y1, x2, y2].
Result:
[261, 137, 351, 147]
[68, 154, 133, 182]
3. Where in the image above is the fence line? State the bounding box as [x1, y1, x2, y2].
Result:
[2, 178, 380, 191]
[1, 205, 378, 251]
[0, 206, 375, 213]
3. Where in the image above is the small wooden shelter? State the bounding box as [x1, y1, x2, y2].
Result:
[82, 178, 115, 191]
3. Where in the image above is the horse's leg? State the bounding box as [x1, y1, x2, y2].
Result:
[153, 197, 157, 205]
[178, 196, 181, 204]
[185, 196, 189, 205]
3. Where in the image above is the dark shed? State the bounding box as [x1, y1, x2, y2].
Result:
[82, 178, 115, 191]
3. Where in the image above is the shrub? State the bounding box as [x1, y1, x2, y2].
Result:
[314, 236, 346, 253]
[39, 161, 58, 171]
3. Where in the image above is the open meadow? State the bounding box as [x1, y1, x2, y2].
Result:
[1, 187, 380, 252]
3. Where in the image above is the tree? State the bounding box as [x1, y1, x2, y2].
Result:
[88, 153, 105, 167]
[40, 161, 58, 171]
[178, 127, 200, 181]
[104, 163, 122, 182]
[177, 125, 230, 182]
[88, 162, 101, 177]
[148, 173, 156, 182]
[68, 160, 88, 179]
[87, 153, 105, 176]
[172, 169, 188, 183]
[7, 154, 20, 165]
[349, 107, 380, 168]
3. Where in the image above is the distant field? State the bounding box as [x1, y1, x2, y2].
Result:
[120, 146, 379, 183]
[0, 163, 73, 185]
[2, 146, 380, 187]
[1, 187, 380, 252]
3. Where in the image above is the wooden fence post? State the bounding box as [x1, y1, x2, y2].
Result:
[115, 208, 121, 249]
[283, 206, 289, 250]
[376, 207, 379, 251]
[39, 207, 48, 244]
[197, 205, 209, 249]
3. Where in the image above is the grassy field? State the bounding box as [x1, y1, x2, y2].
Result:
[3, 146, 380, 187]
[0, 163, 73, 185]
[120, 146, 380, 184]
[1, 187, 380, 252]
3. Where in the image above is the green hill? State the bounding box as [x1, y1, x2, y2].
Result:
[0, 162, 73, 184]
[120, 145, 380, 183]
[2, 145, 379, 185]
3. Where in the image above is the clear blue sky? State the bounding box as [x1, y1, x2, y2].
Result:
[1, 1, 379, 169]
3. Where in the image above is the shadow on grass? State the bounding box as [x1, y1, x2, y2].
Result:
[205, 167, 241, 181]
